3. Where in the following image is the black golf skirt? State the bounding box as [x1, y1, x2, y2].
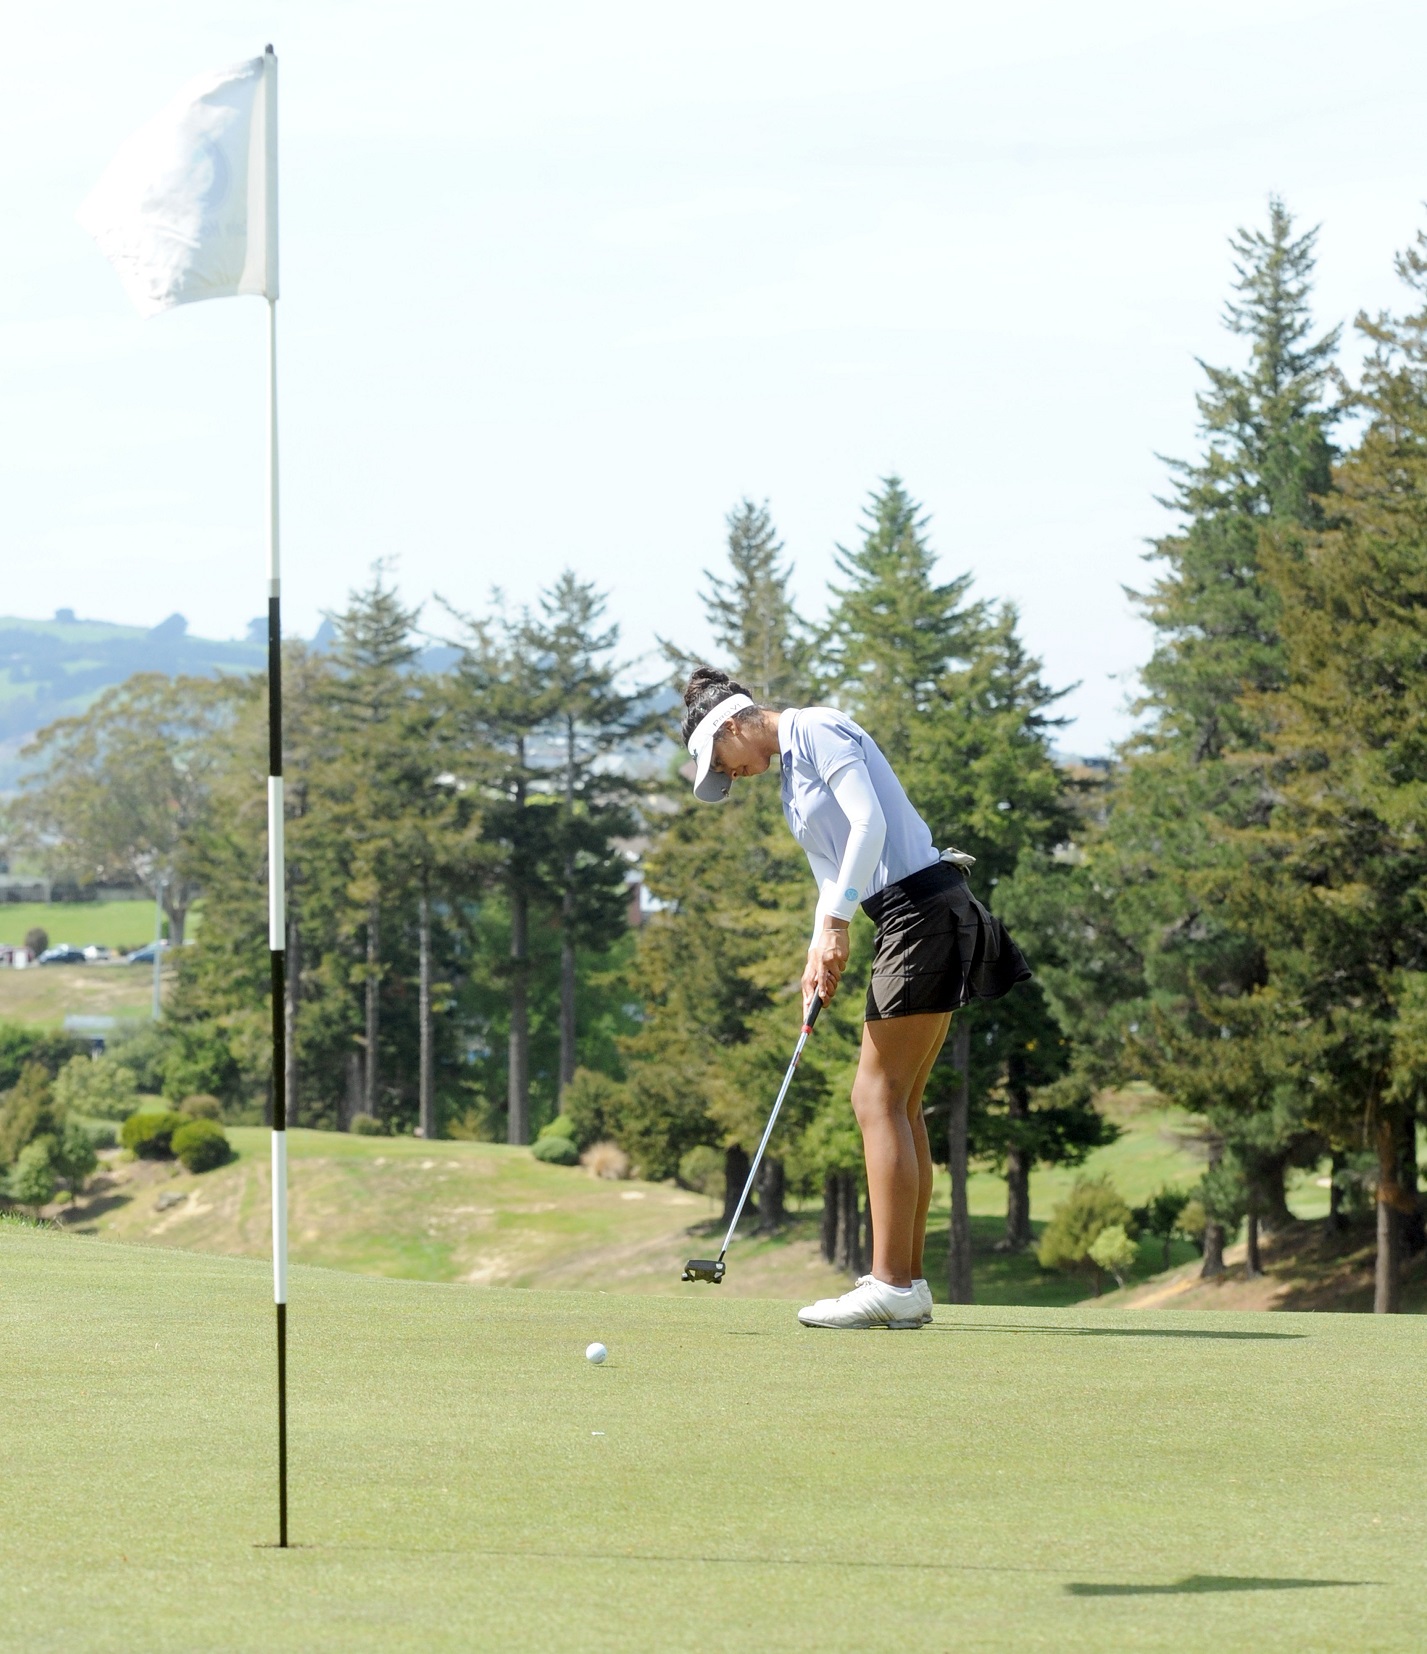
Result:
[860, 860, 1031, 1022]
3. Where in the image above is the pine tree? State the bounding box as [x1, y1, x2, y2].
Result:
[1243, 224, 1427, 1308]
[325, 570, 425, 1126]
[528, 571, 650, 1101]
[699, 500, 814, 703]
[1015, 199, 1342, 1275]
[1138, 195, 1339, 760]
[446, 595, 558, 1144]
[822, 477, 983, 765]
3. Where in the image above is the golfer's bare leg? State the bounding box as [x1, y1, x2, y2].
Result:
[906, 1012, 951, 1279]
[852, 1013, 951, 1288]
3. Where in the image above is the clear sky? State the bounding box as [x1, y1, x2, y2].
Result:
[5, 1, 1425, 752]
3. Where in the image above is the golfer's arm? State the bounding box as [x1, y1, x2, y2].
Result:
[822, 761, 886, 923]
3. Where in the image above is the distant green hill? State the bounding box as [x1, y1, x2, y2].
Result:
[0, 609, 266, 787]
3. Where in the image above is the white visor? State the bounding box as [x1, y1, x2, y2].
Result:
[686, 693, 754, 802]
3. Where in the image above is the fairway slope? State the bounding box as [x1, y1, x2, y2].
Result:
[3, 1224, 1423, 1651]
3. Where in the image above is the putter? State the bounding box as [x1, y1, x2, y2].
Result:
[681, 995, 823, 1284]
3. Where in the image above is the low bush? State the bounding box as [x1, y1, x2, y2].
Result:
[582, 1141, 631, 1181]
[120, 1110, 189, 1159]
[171, 1117, 232, 1173]
[561, 1069, 627, 1151]
[1088, 1223, 1138, 1290]
[349, 1112, 385, 1136]
[678, 1144, 724, 1199]
[537, 1115, 577, 1142]
[52, 1053, 141, 1121]
[1036, 1174, 1133, 1295]
[81, 1120, 118, 1150]
[532, 1134, 580, 1166]
[7, 1139, 56, 1210]
[179, 1093, 224, 1121]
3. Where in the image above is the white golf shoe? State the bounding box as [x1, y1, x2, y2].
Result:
[798, 1274, 925, 1330]
[911, 1278, 934, 1325]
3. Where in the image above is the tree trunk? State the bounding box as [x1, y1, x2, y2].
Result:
[507, 880, 530, 1144]
[1244, 1211, 1262, 1278]
[165, 892, 187, 948]
[1329, 1149, 1347, 1233]
[756, 1156, 785, 1232]
[1375, 1116, 1402, 1314]
[1200, 1220, 1226, 1279]
[722, 1144, 751, 1227]
[558, 713, 578, 1100]
[834, 1172, 860, 1273]
[418, 888, 435, 1142]
[284, 906, 299, 1129]
[507, 753, 531, 1145]
[820, 1171, 838, 1263]
[1002, 1048, 1032, 1251]
[364, 902, 380, 1121]
[947, 1019, 973, 1303]
[344, 1051, 362, 1132]
[1399, 1106, 1424, 1258]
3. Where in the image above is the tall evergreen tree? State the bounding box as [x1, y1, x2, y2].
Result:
[1011, 198, 1341, 1276]
[325, 571, 425, 1125]
[700, 499, 815, 703]
[528, 572, 649, 1100]
[446, 596, 557, 1144]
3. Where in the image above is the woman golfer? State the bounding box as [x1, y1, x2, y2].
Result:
[682, 666, 1030, 1330]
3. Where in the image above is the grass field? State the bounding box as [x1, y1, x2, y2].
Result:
[0, 960, 166, 1027]
[2, 1223, 1420, 1652]
[0, 899, 163, 952]
[51, 1097, 1334, 1308]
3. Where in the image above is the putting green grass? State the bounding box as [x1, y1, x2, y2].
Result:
[0, 900, 164, 953]
[2, 1224, 1419, 1651]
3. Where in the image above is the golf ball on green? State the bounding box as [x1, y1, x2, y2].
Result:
[585, 1342, 608, 1364]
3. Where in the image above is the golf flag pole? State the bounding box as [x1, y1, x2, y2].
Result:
[78, 42, 287, 1548]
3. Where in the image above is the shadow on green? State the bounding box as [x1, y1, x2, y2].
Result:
[1067, 1575, 1366, 1596]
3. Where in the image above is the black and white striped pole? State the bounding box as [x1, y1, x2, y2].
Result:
[260, 46, 290, 1553]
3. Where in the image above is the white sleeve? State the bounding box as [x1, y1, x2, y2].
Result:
[805, 849, 842, 945]
[822, 760, 886, 923]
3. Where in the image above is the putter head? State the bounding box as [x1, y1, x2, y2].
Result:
[681, 1258, 725, 1284]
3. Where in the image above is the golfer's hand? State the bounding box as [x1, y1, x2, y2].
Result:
[803, 921, 850, 1010]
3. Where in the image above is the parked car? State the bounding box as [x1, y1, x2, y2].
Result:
[38, 944, 88, 965]
[125, 940, 170, 964]
[82, 944, 113, 962]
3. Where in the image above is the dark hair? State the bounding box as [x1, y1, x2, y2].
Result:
[679, 666, 765, 745]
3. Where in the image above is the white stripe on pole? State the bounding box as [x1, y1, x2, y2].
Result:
[267, 776, 286, 950]
[271, 1131, 289, 1304]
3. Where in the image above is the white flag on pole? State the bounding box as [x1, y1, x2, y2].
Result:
[78, 52, 278, 318]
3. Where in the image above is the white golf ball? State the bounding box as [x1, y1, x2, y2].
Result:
[585, 1341, 608, 1365]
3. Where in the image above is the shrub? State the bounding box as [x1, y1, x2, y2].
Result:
[582, 1141, 631, 1181]
[171, 1118, 232, 1173]
[678, 1144, 725, 1200]
[1036, 1174, 1133, 1296]
[52, 1118, 99, 1195]
[349, 1112, 385, 1136]
[1175, 1198, 1207, 1247]
[8, 1139, 56, 1210]
[531, 1134, 580, 1166]
[23, 927, 48, 958]
[104, 1023, 171, 1094]
[561, 1069, 627, 1151]
[53, 1053, 141, 1122]
[0, 1025, 84, 1092]
[120, 1110, 189, 1159]
[1088, 1224, 1139, 1290]
[180, 1093, 224, 1121]
[82, 1120, 118, 1150]
[537, 1115, 577, 1142]
[0, 1063, 63, 1172]
[160, 1022, 241, 1105]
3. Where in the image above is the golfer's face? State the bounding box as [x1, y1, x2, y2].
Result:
[713, 720, 771, 782]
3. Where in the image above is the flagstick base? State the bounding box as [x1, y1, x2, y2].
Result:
[276, 1300, 288, 1548]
